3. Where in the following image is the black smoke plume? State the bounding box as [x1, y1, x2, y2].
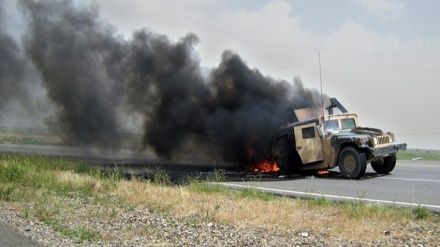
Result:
[0, 0, 27, 120]
[19, 0, 123, 147]
[14, 0, 324, 167]
[123, 31, 322, 165]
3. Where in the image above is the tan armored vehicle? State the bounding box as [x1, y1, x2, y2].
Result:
[270, 98, 407, 178]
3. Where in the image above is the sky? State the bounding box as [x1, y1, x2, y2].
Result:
[95, 0, 440, 149]
[3, 0, 440, 150]
[97, 0, 440, 149]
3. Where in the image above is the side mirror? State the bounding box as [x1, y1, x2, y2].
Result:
[317, 124, 323, 137]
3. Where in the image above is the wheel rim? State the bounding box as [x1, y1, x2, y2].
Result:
[343, 154, 356, 172]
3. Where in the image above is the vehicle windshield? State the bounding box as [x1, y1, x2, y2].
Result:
[324, 118, 356, 132]
[341, 118, 356, 130]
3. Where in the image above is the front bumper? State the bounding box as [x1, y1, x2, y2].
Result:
[371, 143, 407, 157]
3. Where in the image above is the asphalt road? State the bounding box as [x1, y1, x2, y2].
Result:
[0, 223, 41, 247]
[222, 160, 440, 211]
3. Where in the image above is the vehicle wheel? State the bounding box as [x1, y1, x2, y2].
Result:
[371, 154, 396, 174]
[338, 147, 367, 179]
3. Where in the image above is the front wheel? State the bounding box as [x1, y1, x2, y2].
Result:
[338, 147, 367, 179]
[371, 154, 396, 174]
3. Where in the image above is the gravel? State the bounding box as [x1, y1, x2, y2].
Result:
[1, 199, 439, 246]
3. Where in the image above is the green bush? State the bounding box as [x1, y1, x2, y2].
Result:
[415, 206, 430, 220]
[0, 164, 27, 183]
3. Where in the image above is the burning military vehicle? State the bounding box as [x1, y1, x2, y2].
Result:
[269, 98, 407, 179]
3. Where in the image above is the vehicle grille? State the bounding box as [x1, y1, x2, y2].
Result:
[375, 135, 391, 146]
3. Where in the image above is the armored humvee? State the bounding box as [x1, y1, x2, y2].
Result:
[270, 98, 407, 178]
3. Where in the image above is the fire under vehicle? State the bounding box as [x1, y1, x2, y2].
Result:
[270, 98, 407, 179]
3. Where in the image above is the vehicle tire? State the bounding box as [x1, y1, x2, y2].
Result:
[338, 147, 367, 179]
[371, 154, 396, 174]
[352, 127, 383, 136]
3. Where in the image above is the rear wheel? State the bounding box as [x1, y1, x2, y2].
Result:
[338, 147, 367, 179]
[371, 154, 396, 174]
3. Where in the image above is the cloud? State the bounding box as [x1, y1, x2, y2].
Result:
[92, 0, 224, 38]
[351, 0, 404, 22]
[194, 0, 318, 79]
[324, 19, 400, 55]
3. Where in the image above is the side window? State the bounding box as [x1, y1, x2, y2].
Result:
[302, 127, 315, 139]
[325, 120, 339, 132]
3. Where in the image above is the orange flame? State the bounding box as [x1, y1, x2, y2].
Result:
[246, 146, 280, 173]
[317, 170, 329, 175]
[253, 160, 280, 173]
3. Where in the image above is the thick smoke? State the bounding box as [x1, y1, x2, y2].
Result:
[19, 0, 123, 147]
[122, 31, 209, 157]
[11, 0, 324, 167]
[207, 53, 321, 165]
[122, 32, 322, 165]
[0, 0, 27, 120]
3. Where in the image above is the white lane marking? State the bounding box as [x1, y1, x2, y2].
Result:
[378, 177, 440, 183]
[219, 183, 440, 210]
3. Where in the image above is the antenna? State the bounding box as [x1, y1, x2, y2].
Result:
[318, 50, 325, 119]
[318, 50, 326, 158]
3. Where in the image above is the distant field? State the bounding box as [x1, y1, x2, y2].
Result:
[1, 127, 439, 161]
[397, 149, 440, 161]
[0, 127, 142, 148]
[0, 127, 63, 145]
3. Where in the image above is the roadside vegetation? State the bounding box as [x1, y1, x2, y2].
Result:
[397, 149, 440, 161]
[0, 128, 63, 145]
[0, 154, 438, 245]
[0, 128, 142, 148]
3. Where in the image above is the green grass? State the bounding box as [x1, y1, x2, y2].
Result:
[238, 187, 278, 201]
[187, 170, 277, 201]
[397, 149, 440, 161]
[301, 196, 335, 207]
[50, 221, 98, 242]
[188, 181, 229, 194]
[0, 154, 124, 243]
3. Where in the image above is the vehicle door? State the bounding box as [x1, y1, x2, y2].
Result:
[293, 122, 324, 164]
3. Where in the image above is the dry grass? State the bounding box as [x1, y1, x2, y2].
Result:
[115, 179, 421, 243]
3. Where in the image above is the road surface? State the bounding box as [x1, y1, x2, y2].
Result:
[0, 223, 41, 247]
[221, 160, 440, 211]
